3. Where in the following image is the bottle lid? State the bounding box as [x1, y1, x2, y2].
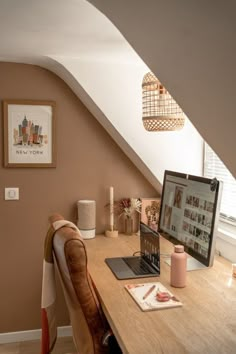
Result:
[174, 245, 184, 253]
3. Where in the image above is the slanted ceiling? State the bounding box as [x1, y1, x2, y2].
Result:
[89, 0, 236, 179]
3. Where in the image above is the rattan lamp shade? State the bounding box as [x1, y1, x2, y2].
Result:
[142, 72, 185, 131]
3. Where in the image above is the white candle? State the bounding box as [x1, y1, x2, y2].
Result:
[110, 186, 114, 230]
[232, 263, 236, 278]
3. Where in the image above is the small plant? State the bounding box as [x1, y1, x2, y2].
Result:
[114, 198, 142, 218]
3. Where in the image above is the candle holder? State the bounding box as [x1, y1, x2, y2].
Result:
[105, 228, 118, 238]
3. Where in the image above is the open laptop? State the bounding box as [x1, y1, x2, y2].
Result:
[105, 222, 160, 279]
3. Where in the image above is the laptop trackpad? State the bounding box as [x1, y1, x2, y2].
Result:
[105, 257, 135, 279]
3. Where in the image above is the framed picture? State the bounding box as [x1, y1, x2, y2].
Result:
[3, 100, 56, 167]
[140, 198, 161, 232]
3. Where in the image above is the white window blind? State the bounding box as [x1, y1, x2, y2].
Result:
[204, 143, 236, 223]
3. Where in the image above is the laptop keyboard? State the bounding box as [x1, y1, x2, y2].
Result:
[123, 257, 156, 275]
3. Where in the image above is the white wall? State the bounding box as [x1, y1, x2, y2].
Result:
[216, 223, 236, 263]
[54, 56, 203, 186]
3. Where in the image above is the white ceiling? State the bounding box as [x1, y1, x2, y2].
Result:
[88, 0, 236, 180]
[1, 0, 236, 186]
[0, 0, 168, 190]
[0, 0, 204, 190]
[0, 0, 137, 61]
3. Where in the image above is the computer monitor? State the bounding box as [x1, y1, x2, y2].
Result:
[158, 170, 223, 271]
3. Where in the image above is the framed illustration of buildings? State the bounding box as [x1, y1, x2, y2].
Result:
[141, 198, 161, 232]
[3, 100, 56, 167]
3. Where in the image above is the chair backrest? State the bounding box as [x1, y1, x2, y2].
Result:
[50, 214, 109, 354]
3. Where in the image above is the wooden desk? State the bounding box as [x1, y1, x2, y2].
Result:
[85, 234, 236, 354]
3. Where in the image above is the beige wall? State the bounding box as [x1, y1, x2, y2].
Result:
[0, 62, 157, 333]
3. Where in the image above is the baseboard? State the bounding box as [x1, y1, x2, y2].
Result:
[0, 325, 72, 344]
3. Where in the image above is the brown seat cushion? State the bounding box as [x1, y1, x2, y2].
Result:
[50, 214, 109, 354]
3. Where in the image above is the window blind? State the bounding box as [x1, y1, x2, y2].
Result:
[204, 143, 236, 223]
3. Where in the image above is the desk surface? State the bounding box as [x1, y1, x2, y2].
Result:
[85, 234, 236, 354]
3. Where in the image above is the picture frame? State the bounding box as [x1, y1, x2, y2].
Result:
[140, 198, 161, 232]
[3, 100, 56, 167]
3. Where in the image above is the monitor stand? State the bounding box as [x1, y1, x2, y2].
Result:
[165, 256, 207, 271]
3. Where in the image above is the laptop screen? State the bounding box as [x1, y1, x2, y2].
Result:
[140, 222, 160, 272]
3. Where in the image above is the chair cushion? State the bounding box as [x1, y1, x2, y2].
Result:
[51, 214, 109, 354]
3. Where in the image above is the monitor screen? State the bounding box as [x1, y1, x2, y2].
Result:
[158, 170, 222, 270]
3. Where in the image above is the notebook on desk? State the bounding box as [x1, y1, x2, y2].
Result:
[105, 222, 160, 280]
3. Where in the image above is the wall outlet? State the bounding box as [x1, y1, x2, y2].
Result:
[5, 188, 19, 200]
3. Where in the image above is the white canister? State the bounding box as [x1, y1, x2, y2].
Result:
[77, 200, 96, 239]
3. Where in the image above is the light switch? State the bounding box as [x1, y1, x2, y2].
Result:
[5, 188, 19, 200]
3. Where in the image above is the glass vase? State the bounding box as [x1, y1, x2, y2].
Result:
[124, 216, 133, 235]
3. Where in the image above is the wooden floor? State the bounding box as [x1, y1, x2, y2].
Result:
[0, 336, 76, 354]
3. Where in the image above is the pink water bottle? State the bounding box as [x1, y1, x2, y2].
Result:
[170, 245, 187, 288]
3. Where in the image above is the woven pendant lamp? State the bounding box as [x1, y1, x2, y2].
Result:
[142, 72, 185, 131]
